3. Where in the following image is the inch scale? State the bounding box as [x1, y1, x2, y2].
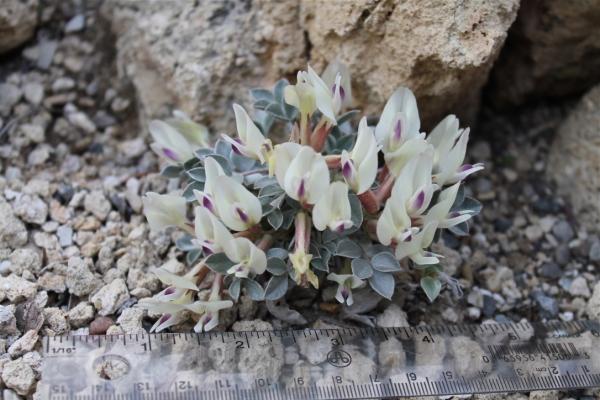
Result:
[40, 320, 600, 399]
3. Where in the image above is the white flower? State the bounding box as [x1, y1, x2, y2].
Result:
[390, 151, 438, 218]
[427, 115, 484, 185]
[224, 237, 267, 278]
[375, 87, 429, 176]
[185, 299, 234, 332]
[212, 175, 262, 231]
[341, 117, 379, 194]
[376, 192, 411, 246]
[150, 310, 188, 333]
[423, 182, 472, 228]
[152, 268, 199, 291]
[327, 273, 365, 306]
[321, 60, 353, 114]
[193, 206, 234, 255]
[284, 66, 337, 124]
[166, 110, 210, 149]
[312, 182, 353, 232]
[136, 299, 190, 333]
[149, 119, 195, 163]
[193, 156, 225, 214]
[142, 192, 188, 233]
[394, 222, 440, 265]
[273, 143, 330, 205]
[223, 104, 272, 163]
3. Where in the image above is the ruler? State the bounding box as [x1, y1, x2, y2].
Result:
[40, 320, 600, 399]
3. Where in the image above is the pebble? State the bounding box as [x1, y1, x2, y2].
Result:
[90, 278, 130, 316]
[27, 145, 50, 165]
[0, 305, 17, 335]
[0, 83, 22, 116]
[0, 275, 37, 302]
[84, 190, 112, 220]
[67, 110, 96, 133]
[67, 302, 95, 328]
[569, 276, 591, 297]
[8, 330, 38, 357]
[43, 307, 69, 335]
[52, 77, 75, 92]
[56, 225, 73, 247]
[449, 336, 491, 378]
[589, 238, 600, 262]
[9, 247, 42, 275]
[525, 225, 543, 242]
[65, 14, 85, 32]
[116, 307, 145, 334]
[65, 257, 99, 296]
[552, 220, 574, 243]
[22, 82, 44, 105]
[13, 194, 48, 224]
[19, 123, 45, 143]
[586, 282, 600, 320]
[0, 199, 28, 249]
[539, 262, 562, 280]
[375, 304, 409, 327]
[38, 272, 66, 293]
[1, 359, 36, 395]
[89, 316, 114, 335]
[532, 291, 559, 317]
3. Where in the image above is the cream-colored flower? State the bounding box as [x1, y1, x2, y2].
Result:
[211, 175, 262, 231]
[193, 206, 234, 255]
[423, 182, 472, 229]
[166, 110, 210, 149]
[394, 222, 441, 265]
[289, 247, 318, 289]
[185, 298, 234, 332]
[149, 119, 195, 164]
[224, 237, 267, 278]
[223, 104, 272, 163]
[327, 273, 365, 306]
[321, 60, 353, 114]
[273, 144, 330, 205]
[312, 182, 353, 232]
[375, 87, 429, 176]
[284, 66, 337, 124]
[142, 192, 187, 233]
[390, 151, 438, 218]
[428, 115, 484, 185]
[192, 156, 226, 214]
[341, 117, 379, 194]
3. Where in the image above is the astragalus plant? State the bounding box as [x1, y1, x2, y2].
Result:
[139, 62, 483, 333]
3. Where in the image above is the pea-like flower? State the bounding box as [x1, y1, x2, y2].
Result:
[341, 117, 379, 194]
[375, 87, 429, 176]
[423, 182, 472, 228]
[185, 298, 234, 333]
[327, 273, 365, 306]
[290, 247, 318, 289]
[376, 186, 412, 246]
[312, 182, 353, 232]
[391, 151, 438, 218]
[212, 175, 262, 231]
[428, 115, 484, 185]
[224, 237, 267, 278]
[394, 222, 440, 265]
[322, 60, 353, 115]
[149, 112, 208, 164]
[273, 143, 330, 205]
[166, 110, 210, 149]
[193, 156, 225, 214]
[142, 192, 188, 233]
[193, 206, 234, 255]
[223, 104, 272, 163]
[284, 66, 337, 124]
[137, 299, 191, 333]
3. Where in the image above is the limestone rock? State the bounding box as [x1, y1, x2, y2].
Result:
[490, 0, 600, 106]
[1, 359, 36, 396]
[0, 198, 28, 250]
[302, 0, 520, 126]
[90, 279, 130, 316]
[0, 275, 37, 302]
[65, 257, 99, 297]
[0, 0, 39, 54]
[547, 85, 600, 231]
[101, 0, 305, 132]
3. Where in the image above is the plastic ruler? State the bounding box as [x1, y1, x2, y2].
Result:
[39, 320, 600, 399]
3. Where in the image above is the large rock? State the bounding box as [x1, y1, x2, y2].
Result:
[547, 85, 600, 231]
[490, 0, 600, 106]
[301, 0, 520, 126]
[103, 0, 519, 132]
[0, 0, 39, 54]
[101, 0, 305, 132]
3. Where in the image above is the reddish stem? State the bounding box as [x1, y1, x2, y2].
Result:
[310, 121, 331, 152]
[358, 190, 380, 214]
[375, 174, 395, 204]
[325, 155, 341, 169]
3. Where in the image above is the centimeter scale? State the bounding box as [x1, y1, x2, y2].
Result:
[40, 320, 600, 399]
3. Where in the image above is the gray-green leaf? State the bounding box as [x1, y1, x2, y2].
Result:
[266, 257, 287, 276]
[336, 239, 362, 258]
[420, 276, 442, 303]
[243, 279, 265, 301]
[186, 167, 205, 182]
[264, 275, 288, 300]
[371, 252, 401, 272]
[267, 209, 283, 230]
[205, 253, 234, 274]
[369, 270, 395, 300]
[229, 278, 241, 302]
[161, 165, 183, 178]
[351, 258, 373, 279]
